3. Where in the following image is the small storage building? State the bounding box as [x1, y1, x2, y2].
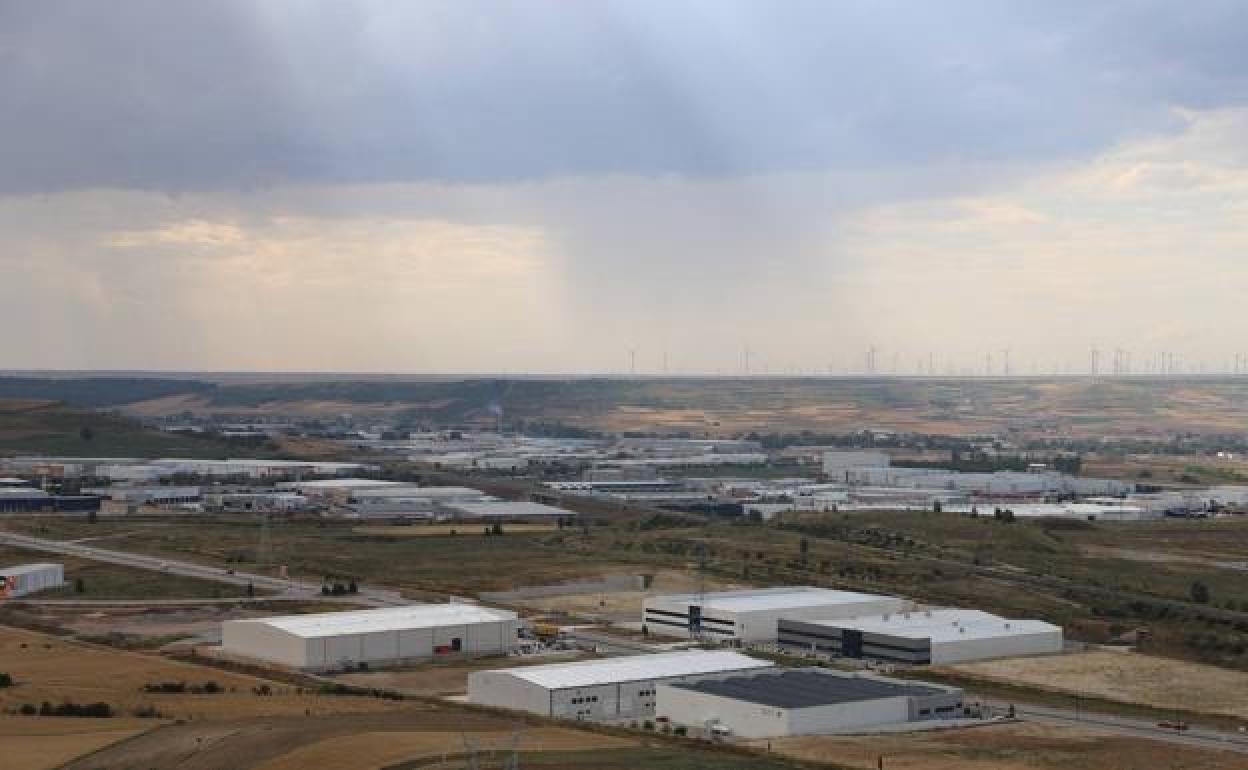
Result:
[658, 667, 963, 738]
[643, 587, 910, 642]
[0, 563, 65, 598]
[221, 604, 518, 670]
[468, 650, 772, 720]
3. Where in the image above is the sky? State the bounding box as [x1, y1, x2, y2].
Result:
[3, 0, 1248, 375]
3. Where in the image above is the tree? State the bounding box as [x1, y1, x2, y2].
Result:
[348, 579, 358, 594]
[74, 578, 85, 594]
[799, 537, 809, 557]
[79, 426, 94, 442]
[246, 582, 255, 598]
[1190, 581, 1211, 604]
[87, 509, 98, 524]
[491, 522, 504, 536]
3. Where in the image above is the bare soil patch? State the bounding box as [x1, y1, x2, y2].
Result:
[0, 718, 154, 770]
[944, 650, 1248, 719]
[758, 721, 1247, 770]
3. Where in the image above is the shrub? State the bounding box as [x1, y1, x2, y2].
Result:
[0, 673, 13, 688]
[36, 700, 114, 718]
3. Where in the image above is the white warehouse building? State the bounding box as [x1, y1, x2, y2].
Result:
[643, 587, 911, 643]
[468, 650, 772, 721]
[0, 563, 65, 598]
[221, 604, 518, 671]
[778, 608, 1063, 665]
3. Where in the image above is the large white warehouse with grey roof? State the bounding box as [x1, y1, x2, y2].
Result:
[778, 608, 1063, 664]
[221, 604, 518, 671]
[643, 586, 911, 643]
[468, 650, 772, 721]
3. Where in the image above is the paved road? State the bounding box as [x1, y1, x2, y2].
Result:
[976, 696, 1248, 754]
[0, 530, 409, 607]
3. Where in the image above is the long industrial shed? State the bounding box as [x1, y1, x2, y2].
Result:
[221, 604, 518, 670]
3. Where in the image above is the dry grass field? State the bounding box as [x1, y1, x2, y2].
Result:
[0, 626, 405, 722]
[0, 718, 154, 770]
[253, 727, 636, 770]
[758, 721, 1248, 770]
[2, 517, 650, 595]
[944, 650, 1248, 720]
[0, 543, 243, 600]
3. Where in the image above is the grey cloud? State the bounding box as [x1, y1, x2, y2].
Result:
[1, 0, 1247, 193]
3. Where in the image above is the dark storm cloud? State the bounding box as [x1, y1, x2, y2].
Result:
[2, 0, 1247, 193]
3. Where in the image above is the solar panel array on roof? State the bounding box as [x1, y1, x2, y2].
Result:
[667, 668, 944, 709]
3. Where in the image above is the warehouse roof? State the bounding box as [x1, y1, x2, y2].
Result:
[0, 488, 50, 498]
[287, 478, 404, 489]
[232, 604, 516, 639]
[443, 501, 574, 518]
[651, 586, 898, 613]
[666, 668, 948, 709]
[352, 486, 484, 499]
[492, 650, 771, 690]
[806, 608, 1061, 643]
[0, 562, 62, 576]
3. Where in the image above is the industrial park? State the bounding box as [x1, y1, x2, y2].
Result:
[3, 375, 1248, 769]
[6, 1, 1248, 767]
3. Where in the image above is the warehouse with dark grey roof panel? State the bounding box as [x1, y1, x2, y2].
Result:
[656, 668, 962, 738]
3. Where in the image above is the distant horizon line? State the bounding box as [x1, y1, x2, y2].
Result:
[1, 369, 1245, 383]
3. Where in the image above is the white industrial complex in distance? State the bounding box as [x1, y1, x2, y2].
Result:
[221, 604, 518, 671]
[0, 562, 64, 598]
[467, 650, 773, 720]
[643, 587, 911, 643]
[778, 609, 1064, 665]
[657, 668, 964, 738]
